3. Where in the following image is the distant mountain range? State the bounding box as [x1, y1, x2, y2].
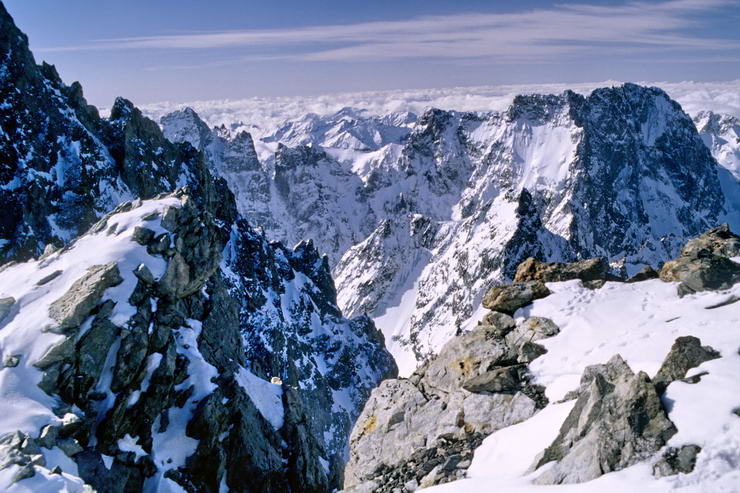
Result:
[161, 88, 740, 374]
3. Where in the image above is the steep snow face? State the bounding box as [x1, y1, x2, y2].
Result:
[426, 273, 740, 493]
[694, 111, 740, 229]
[695, 111, 740, 180]
[162, 84, 736, 375]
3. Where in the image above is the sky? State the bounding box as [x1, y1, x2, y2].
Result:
[5, 0, 740, 108]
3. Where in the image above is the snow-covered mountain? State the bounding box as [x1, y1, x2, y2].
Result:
[162, 85, 740, 375]
[0, 4, 395, 491]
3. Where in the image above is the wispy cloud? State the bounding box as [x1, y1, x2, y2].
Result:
[38, 0, 739, 64]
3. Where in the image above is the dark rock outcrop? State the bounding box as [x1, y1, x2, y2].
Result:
[653, 336, 720, 394]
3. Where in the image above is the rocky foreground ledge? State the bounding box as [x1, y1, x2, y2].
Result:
[342, 225, 740, 492]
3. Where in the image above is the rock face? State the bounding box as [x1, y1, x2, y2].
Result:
[0, 6, 395, 492]
[343, 299, 557, 491]
[162, 82, 740, 372]
[531, 355, 677, 485]
[659, 224, 740, 296]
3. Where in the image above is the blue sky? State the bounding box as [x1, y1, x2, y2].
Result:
[5, 0, 740, 107]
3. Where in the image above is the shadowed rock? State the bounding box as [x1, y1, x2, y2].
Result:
[660, 224, 740, 296]
[653, 336, 720, 394]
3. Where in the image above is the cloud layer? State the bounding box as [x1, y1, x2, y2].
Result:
[40, 0, 739, 66]
[137, 80, 740, 139]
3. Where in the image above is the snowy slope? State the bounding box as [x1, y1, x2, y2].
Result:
[426, 273, 740, 492]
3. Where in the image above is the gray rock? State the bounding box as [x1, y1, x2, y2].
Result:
[57, 438, 83, 457]
[131, 226, 155, 246]
[653, 445, 701, 477]
[478, 311, 516, 336]
[0, 297, 14, 324]
[660, 225, 740, 295]
[2, 354, 20, 368]
[133, 263, 155, 284]
[421, 324, 510, 393]
[343, 312, 554, 490]
[462, 365, 523, 393]
[514, 257, 610, 283]
[680, 224, 740, 259]
[532, 355, 676, 484]
[505, 317, 560, 351]
[48, 263, 123, 333]
[36, 270, 63, 286]
[653, 336, 720, 394]
[482, 281, 550, 315]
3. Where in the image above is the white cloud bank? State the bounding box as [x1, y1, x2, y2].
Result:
[138, 80, 740, 137]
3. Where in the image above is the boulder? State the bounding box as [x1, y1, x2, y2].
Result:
[48, 263, 123, 333]
[0, 297, 14, 324]
[131, 226, 155, 246]
[660, 255, 740, 296]
[36, 269, 63, 286]
[659, 225, 740, 296]
[482, 281, 550, 315]
[653, 445, 702, 478]
[679, 224, 740, 259]
[653, 336, 720, 394]
[514, 257, 610, 283]
[532, 355, 676, 484]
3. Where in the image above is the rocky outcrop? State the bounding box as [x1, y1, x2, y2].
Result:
[659, 224, 740, 296]
[514, 257, 610, 284]
[0, 194, 395, 492]
[652, 336, 720, 394]
[343, 301, 558, 491]
[653, 445, 702, 478]
[531, 355, 677, 484]
[481, 281, 551, 315]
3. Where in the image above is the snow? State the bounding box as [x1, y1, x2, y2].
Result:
[427, 274, 740, 492]
[234, 366, 284, 430]
[117, 434, 147, 460]
[0, 196, 186, 489]
[146, 319, 219, 491]
[0, 197, 179, 437]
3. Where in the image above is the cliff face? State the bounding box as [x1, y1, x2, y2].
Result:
[0, 4, 395, 491]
